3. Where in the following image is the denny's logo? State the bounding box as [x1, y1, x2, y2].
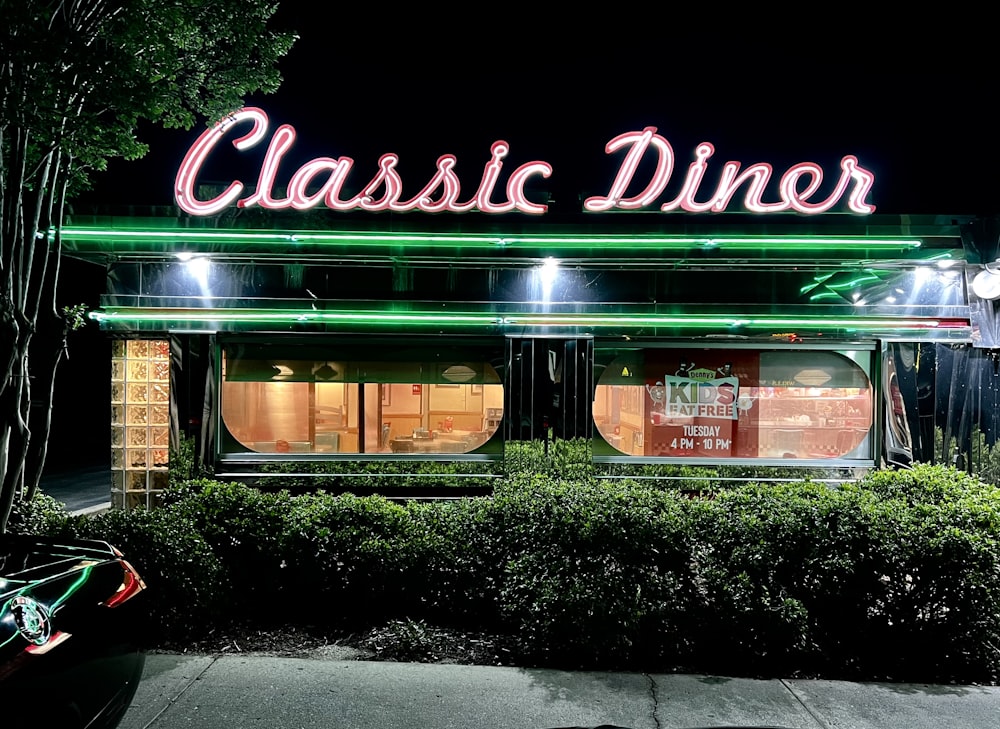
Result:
[175, 107, 876, 217]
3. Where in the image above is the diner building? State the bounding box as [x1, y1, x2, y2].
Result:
[59, 108, 1000, 507]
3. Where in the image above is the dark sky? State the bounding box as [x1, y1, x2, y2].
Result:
[78, 8, 1000, 217]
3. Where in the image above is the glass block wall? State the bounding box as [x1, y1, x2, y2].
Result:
[111, 339, 170, 509]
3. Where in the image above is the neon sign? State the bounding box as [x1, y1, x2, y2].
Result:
[174, 107, 876, 217]
[583, 128, 875, 214]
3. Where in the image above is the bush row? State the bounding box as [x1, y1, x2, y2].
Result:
[11, 462, 1000, 683]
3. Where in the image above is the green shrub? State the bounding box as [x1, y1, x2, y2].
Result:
[6, 491, 74, 537]
[53, 461, 1000, 683]
[163, 479, 293, 623]
[503, 438, 592, 480]
[684, 482, 872, 676]
[168, 435, 214, 487]
[859, 462, 999, 505]
[75, 506, 227, 643]
[682, 476, 1000, 683]
[252, 458, 502, 491]
[494, 476, 695, 669]
[280, 491, 430, 626]
[406, 496, 505, 628]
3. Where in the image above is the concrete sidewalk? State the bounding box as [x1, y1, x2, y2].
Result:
[120, 653, 1000, 729]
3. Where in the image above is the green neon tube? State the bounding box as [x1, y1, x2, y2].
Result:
[88, 307, 956, 332]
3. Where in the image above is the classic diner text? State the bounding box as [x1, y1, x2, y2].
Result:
[174, 107, 877, 217]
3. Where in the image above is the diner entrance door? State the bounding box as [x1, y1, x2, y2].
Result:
[505, 336, 593, 441]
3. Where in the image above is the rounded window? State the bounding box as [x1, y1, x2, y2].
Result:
[593, 348, 873, 460]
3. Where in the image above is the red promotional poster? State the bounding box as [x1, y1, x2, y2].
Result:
[644, 352, 760, 457]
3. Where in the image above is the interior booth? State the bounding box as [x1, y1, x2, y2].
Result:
[59, 108, 1000, 507]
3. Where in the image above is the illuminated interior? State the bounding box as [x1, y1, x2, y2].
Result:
[593, 349, 873, 460]
[220, 353, 503, 455]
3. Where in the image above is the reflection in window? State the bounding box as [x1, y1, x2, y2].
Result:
[221, 354, 503, 455]
[593, 349, 874, 460]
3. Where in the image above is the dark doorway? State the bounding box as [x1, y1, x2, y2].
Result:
[504, 337, 593, 441]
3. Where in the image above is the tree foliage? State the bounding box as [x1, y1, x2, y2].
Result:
[0, 0, 295, 530]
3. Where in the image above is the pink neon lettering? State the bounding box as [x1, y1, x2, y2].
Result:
[358, 154, 404, 210]
[286, 158, 352, 210]
[175, 111, 876, 217]
[711, 162, 785, 213]
[585, 127, 876, 215]
[174, 107, 551, 216]
[174, 107, 270, 216]
[584, 128, 674, 211]
[661, 143, 717, 212]
[239, 124, 296, 209]
[507, 161, 554, 214]
[392, 155, 459, 212]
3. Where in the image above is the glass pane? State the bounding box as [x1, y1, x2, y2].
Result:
[128, 360, 148, 381]
[151, 404, 170, 425]
[220, 349, 502, 455]
[153, 361, 170, 381]
[594, 348, 873, 460]
[126, 384, 148, 403]
[151, 426, 169, 447]
[127, 427, 147, 447]
[127, 405, 148, 425]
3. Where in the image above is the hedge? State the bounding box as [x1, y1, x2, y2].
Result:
[10, 461, 1000, 683]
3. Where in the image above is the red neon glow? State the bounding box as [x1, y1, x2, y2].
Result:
[584, 127, 876, 214]
[175, 111, 877, 217]
[174, 108, 553, 216]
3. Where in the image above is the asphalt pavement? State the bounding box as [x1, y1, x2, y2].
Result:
[39, 462, 112, 515]
[119, 653, 1000, 729]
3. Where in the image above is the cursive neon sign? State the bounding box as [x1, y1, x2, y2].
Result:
[174, 108, 876, 217]
[583, 128, 876, 214]
[175, 107, 552, 216]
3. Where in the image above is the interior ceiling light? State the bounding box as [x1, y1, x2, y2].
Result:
[313, 362, 338, 380]
[442, 364, 477, 382]
[793, 369, 833, 386]
[972, 263, 1000, 300]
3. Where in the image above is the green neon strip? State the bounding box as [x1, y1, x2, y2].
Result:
[823, 273, 884, 290]
[56, 227, 924, 252]
[89, 307, 952, 331]
[91, 310, 503, 325]
[807, 291, 851, 303]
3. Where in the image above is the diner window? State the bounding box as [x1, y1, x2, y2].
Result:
[593, 348, 874, 461]
[219, 346, 503, 455]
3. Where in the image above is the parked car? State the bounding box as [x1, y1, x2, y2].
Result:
[1, 533, 147, 728]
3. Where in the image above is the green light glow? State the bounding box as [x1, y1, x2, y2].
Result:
[88, 307, 955, 332]
[56, 226, 925, 252]
[823, 272, 884, 290]
[808, 291, 851, 303]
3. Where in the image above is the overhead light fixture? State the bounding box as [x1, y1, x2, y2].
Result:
[442, 364, 477, 382]
[313, 362, 338, 380]
[794, 369, 833, 386]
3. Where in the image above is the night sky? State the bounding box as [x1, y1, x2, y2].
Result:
[76, 9, 1000, 217]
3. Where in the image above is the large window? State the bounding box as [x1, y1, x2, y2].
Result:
[219, 343, 503, 456]
[593, 347, 874, 462]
